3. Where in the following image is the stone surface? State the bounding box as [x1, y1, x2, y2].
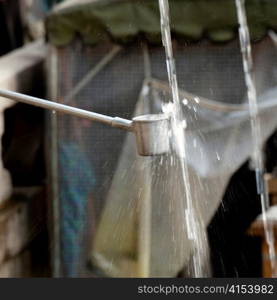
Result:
[0, 201, 29, 264]
[0, 250, 31, 278]
[0, 187, 45, 265]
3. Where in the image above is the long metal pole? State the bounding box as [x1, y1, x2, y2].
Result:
[0, 88, 133, 131]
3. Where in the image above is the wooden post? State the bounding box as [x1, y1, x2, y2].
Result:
[137, 160, 152, 277]
[248, 215, 277, 277]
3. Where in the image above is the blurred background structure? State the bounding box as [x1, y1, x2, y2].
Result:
[0, 0, 276, 278]
[0, 0, 61, 277]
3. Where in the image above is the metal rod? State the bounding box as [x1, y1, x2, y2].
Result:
[0, 88, 171, 156]
[0, 88, 133, 131]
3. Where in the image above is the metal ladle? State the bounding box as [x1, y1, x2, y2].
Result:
[0, 89, 170, 156]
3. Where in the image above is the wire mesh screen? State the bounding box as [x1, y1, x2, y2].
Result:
[50, 36, 277, 277]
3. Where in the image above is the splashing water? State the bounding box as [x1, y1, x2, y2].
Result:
[158, 0, 210, 277]
[235, 0, 276, 276]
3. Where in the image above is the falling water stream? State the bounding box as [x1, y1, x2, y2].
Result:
[158, 0, 210, 277]
[235, 0, 276, 276]
[158, 0, 276, 277]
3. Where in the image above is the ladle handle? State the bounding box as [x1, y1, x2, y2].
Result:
[0, 89, 133, 131]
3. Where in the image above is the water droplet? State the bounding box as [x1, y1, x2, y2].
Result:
[194, 97, 200, 104]
[183, 98, 188, 105]
[182, 120, 187, 129]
